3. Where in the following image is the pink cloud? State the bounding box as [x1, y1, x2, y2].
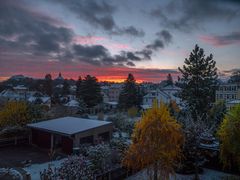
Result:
[73, 35, 106, 45]
[199, 32, 240, 47]
[111, 43, 132, 50]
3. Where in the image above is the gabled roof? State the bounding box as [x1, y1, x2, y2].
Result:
[27, 116, 112, 136]
[144, 90, 170, 99]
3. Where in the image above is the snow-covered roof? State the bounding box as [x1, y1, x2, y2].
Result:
[106, 101, 118, 105]
[64, 99, 79, 107]
[27, 117, 112, 136]
[13, 85, 28, 90]
[141, 104, 152, 109]
[144, 90, 170, 99]
[227, 100, 240, 104]
[56, 84, 64, 88]
[161, 84, 180, 90]
[28, 96, 50, 103]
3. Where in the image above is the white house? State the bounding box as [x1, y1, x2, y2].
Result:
[142, 90, 170, 109]
[161, 85, 181, 104]
[142, 85, 180, 109]
[0, 89, 51, 107]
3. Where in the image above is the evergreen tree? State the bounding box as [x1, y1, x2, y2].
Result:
[118, 73, 141, 110]
[177, 44, 218, 120]
[44, 74, 53, 97]
[166, 73, 173, 86]
[79, 75, 102, 108]
[62, 80, 70, 95]
[208, 100, 226, 131]
[76, 76, 82, 99]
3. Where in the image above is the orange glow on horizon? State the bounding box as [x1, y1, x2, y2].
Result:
[0, 76, 10, 82]
[97, 76, 143, 83]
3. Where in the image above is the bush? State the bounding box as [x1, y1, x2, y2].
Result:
[110, 137, 129, 163]
[86, 143, 112, 173]
[127, 106, 138, 118]
[107, 114, 135, 136]
[218, 104, 240, 170]
[58, 155, 93, 179]
[40, 155, 94, 180]
[0, 101, 32, 128]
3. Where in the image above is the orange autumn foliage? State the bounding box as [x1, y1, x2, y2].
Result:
[123, 100, 184, 179]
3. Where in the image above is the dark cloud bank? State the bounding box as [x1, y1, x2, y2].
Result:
[0, 0, 173, 68]
[150, 0, 240, 32]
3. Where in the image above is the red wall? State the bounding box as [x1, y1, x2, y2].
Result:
[32, 129, 73, 154]
[62, 136, 73, 154]
[32, 129, 51, 149]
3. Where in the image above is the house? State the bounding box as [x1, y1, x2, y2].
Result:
[101, 84, 122, 110]
[27, 117, 113, 154]
[226, 100, 240, 110]
[215, 83, 240, 102]
[0, 89, 51, 107]
[142, 90, 170, 109]
[108, 84, 122, 102]
[142, 85, 180, 109]
[161, 85, 181, 104]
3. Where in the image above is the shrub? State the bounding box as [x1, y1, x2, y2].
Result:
[127, 106, 138, 118]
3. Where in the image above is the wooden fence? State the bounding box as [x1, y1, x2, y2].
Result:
[0, 136, 29, 147]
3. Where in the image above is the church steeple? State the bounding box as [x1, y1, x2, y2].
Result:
[55, 72, 64, 81]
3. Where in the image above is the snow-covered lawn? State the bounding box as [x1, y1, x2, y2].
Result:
[127, 168, 240, 180]
[23, 158, 66, 179]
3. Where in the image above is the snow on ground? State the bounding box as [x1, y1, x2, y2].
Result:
[127, 168, 240, 180]
[23, 158, 66, 179]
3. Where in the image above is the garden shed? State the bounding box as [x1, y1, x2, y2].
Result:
[27, 116, 113, 154]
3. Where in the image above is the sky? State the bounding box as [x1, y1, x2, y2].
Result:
[0, 0, 240, 82]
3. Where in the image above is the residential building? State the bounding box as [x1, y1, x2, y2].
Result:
[215, 83, 240, 109]
[0, 87, 51, 107]
[215, 83, 240, 102]
[101, 84, 122, 108]
[142, 85, 180, 109]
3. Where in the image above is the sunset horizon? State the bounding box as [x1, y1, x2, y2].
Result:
[0, 0, 239, 83]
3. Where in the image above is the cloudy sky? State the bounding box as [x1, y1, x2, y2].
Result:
[0, 0, 240, 82]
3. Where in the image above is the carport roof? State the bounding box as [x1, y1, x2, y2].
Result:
[27, 116, 112, 136]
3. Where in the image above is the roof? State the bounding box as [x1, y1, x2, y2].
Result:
[227, 100, 240, 104]
[144, 90, 170, 99]
[64, 100, 79, 107]
[27, 117, 112, 136]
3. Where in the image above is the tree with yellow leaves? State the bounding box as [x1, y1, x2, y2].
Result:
[217, 104, 240, 170]
[0, 101, 32, 128]
[123, 100, 184, 180]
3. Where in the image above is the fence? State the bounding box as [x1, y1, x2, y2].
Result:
[95, 166, 134, 180]
[0, 136, 29, 147]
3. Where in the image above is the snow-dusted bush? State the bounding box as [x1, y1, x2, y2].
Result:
[110, 137, 129, 163]
[40, 156, 93, 180]
[58, 155, 93, 180]
[177, 113, 216, 177]
[107, 114, 135, 136]
[86, 143, 111, 173]
[40, 165, 57, 180]
[0, 168, 23, 180]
